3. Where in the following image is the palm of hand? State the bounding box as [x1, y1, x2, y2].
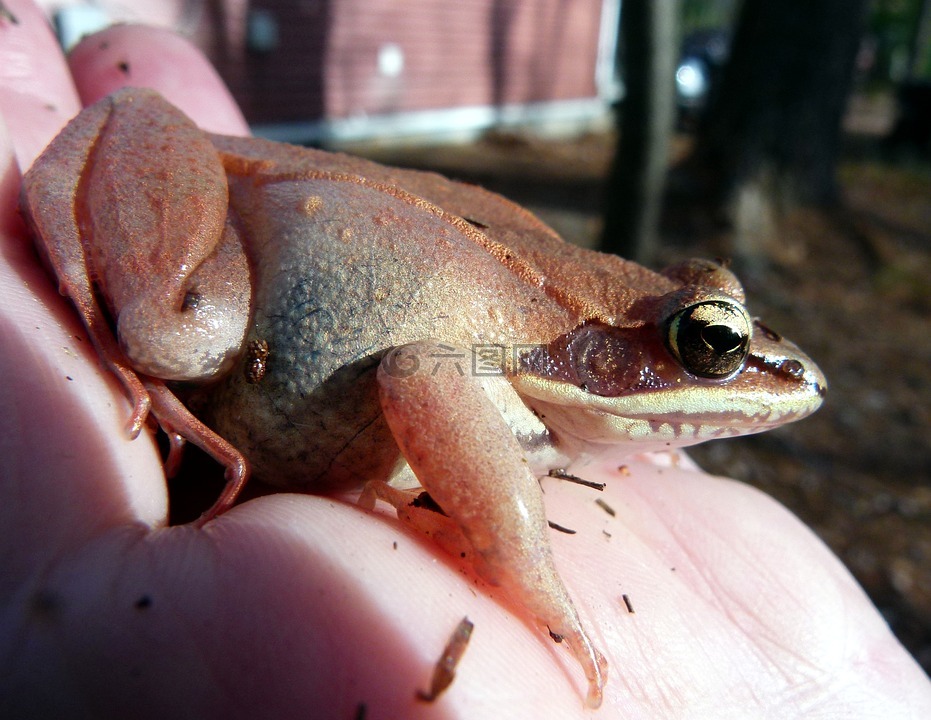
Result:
[1, 3, 929, 717]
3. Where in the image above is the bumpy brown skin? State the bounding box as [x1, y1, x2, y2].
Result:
[204, 143, 576, 490]
[203, 134, 824, 489]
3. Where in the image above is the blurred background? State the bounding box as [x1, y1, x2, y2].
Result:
[36, 0, 931, 676]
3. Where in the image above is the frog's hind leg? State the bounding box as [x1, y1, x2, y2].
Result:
[20, 94, 152, 439]
[375, 341, 607, 708]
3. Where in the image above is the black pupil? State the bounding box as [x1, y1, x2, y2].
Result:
[701, 324, 743, 354]
[666, 300, 751, 379]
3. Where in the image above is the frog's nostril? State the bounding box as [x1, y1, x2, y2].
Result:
[777, 358, 805, 379]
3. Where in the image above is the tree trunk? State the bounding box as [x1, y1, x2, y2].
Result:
[906, 0, 931, 81]
[690, 0, 869, 251]
[599, 0, 679, 263]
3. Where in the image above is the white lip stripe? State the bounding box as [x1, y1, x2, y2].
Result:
[515, 375, 822, 426]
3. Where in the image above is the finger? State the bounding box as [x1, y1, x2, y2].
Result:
[6, 495, 604, 718]
[68, 25, 249, 136]
[0, 177, 168, 575]
[0, 2, 168, 559]
[0, 0, 80, 168]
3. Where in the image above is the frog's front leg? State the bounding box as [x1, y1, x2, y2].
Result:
[375, 341, 607, 708]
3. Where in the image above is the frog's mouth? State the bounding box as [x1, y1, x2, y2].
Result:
[510, 348, 827, 449]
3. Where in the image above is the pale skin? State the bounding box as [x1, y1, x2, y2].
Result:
[2, 2, 931, 716]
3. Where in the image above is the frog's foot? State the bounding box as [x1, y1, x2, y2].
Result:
[144, 380, 250, 526]
[111, 363, 151, 438]
[364, 479, 607, 707]
[74, 300, 151, 438]
[360, 481, 481, 564]
[376, 341, 607, 707]
[67, 290, 154, 437]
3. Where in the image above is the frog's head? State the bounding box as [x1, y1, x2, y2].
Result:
[510, 260, 827, 452]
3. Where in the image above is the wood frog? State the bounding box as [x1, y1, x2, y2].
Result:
[20, 88, 827, 708]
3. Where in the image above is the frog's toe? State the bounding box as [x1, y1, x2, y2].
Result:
[533, 595, 607, 708]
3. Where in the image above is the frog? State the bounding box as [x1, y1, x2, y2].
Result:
[20, 87, 827, 708]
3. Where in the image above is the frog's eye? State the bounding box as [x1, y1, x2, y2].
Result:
[666, 300, 751, 378]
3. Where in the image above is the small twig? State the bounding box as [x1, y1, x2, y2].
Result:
[595, 498, 616, 517]
[548, 468, 606, 491]
[417, 617, 474, 702]
[547, 520, 577, 534]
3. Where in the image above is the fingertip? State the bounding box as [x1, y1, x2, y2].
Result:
[0, 0, 81, 169]
[68, 25, 250, 136]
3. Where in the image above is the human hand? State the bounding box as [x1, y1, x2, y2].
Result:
[2, 2, 929, 716]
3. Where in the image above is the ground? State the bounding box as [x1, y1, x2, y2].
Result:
[349, 97, 931, 675]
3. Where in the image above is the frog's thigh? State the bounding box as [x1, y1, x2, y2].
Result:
[376, 340, 606, 707]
